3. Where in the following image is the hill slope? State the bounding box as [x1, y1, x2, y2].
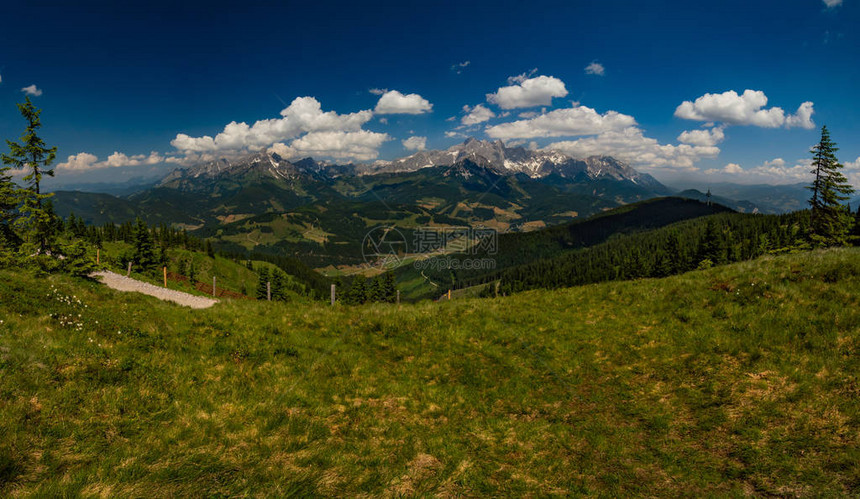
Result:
[1, 248, 858, 496]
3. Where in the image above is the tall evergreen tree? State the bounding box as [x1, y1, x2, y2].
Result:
[132, 218, 156, 270]
[1, 97, 58, 253]
[807, 126, 854, 246]
[256, 267, 270, 300]
[271, 269, 286, 301]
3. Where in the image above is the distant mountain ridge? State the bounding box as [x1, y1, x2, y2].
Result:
[378, 137, 665, 188]
[157, 138, 667, 192]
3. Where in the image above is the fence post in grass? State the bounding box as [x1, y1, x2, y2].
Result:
[448, 289, 451, 301]
[96, 248, 100, 265]
[127, 261, 132, 277]
[396, 289, 400, 305]
[267, 281, 271, 301]
[163, 267, 167, 287]
[212, 276, 216, 297]
[331, 284, 336, 306]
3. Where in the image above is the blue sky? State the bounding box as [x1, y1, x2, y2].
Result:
[1, 0, 858, 187]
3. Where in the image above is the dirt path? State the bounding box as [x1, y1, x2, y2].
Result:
[91, 270, 219, 309]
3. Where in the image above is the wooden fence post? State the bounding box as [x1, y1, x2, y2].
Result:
[96, 248, 100, 265]
[396, 289, 400, 305]
[447, 289, 451, 301]
[267, 281, 271, 301]
[163, 267, 167, 287]
[331, 284, 336, 306]
[127, 261, 132, 277]
[212, 276, 216, 297]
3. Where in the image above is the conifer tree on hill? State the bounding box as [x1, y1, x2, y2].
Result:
[132, 218, 156, 270]
[807, 125, 854, 246]
[1, 97, 58, 254]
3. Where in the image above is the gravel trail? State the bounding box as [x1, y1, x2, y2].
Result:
[91, 270, 219, 309]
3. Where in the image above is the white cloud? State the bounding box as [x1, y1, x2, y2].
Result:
[823, 0, 842, 7]
[21, 84, 42, 96]
[584, 61, 605, 76]
[675, 89, 815, 129]
[56, 152, 100, 171]
[267, 142, 297, 159]
[485, 104, 636, 140]
[506, 69, 538, 85]
[785, 101, 816, 129]
[545, 127, 719, 170]
[56, 151, 165, 171]
[0, 73, 3, 83]
[461, 104, 495, 125]
[451, 61, 471, 74]
[723, 163, 743, 174]
[486, 75, 568, 109]
[368, 88, 387, 95]
[288, 130, 390, 161]
[677, 126, 725, 147]
[171, 96, 373, 154]
[703, 157, 837, 184]
[374, 90, 433, 114]
[402, 135, 427, 151]
[445, 130, 467, 139]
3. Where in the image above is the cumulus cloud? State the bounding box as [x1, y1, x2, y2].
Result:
[288, 130, 390, 161]
[21, 84, 42, 96]
[723, 163, 743, 174]
[374, 90, 433, 114]
[545, 127, 719, 170]
[675, 89, 815, 129]
[402, 135, 427, 151]
[677, 126, 725, 147]
[785, 101, 816, 129]
[584, 61, 605, 76]
[823, 0, 842, 7]
[485, 104, 636, 140]
[368, 88, 387, 96]
[56, 151, 164, 171]
[461, 104, 495, 125]
[486, 75, 568, 109]
[171, 96, 373, 154]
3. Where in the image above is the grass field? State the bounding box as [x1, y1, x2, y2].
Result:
[1, 248, 858, 496]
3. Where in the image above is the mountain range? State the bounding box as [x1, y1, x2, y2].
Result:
[50, 138, 807, 267]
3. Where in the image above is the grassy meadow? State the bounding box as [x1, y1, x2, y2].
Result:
[0, 248, 858, 496]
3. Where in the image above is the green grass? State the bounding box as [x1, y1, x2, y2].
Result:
[1, 248, 858, 496]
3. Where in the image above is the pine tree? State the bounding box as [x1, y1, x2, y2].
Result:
[345, 276, 367, 305]
[808, 126, 855, 246]
[256, 267, 270, 300]
[132, 218, 156, 271]
[188, 261, 197, 283]
[1, 97, 58, 254]
[367, 275, 384, 302]
[271, 269, 285, 301]
[383, 272, 397, 302]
